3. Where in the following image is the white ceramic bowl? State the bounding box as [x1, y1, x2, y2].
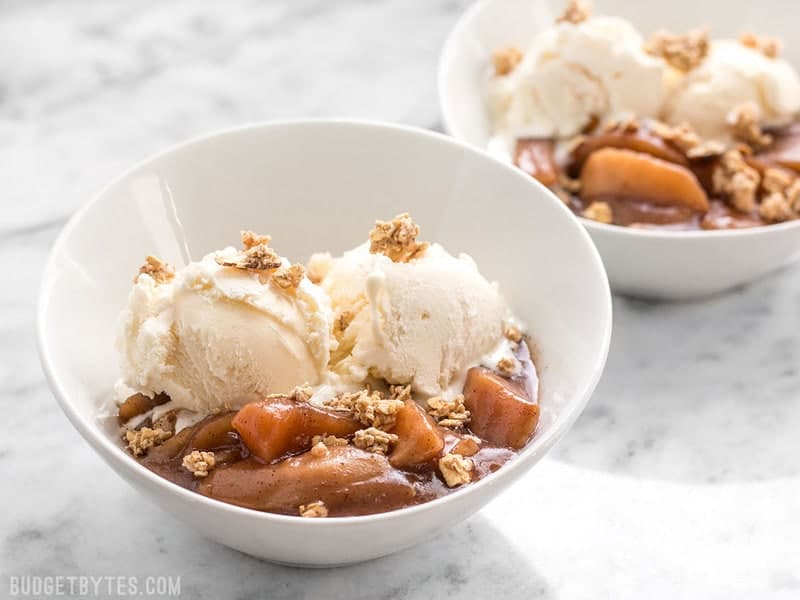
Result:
[439, 0, 800, 300]
[37, 120, 611, 566]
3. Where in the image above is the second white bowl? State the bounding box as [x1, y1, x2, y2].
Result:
[439, 0, 800, 300]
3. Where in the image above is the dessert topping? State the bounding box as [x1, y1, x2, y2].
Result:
[727, 103, 773, 148]
[712, 149, 761, 212]
[240, 230, 272, 250]
[136, 256, 175, 284]
[310, 434, 349, 448]
[438, 453, 473, 487]
[504, 324, 523, 344]
[644, 29, 709, 71]
[759, 168, 800, 222]
[216, 231, 282, 271]
[272, 263, 306, 291]
[582, 201, 613, 224]
[325, 389, 405, 429]
[556, 0, 591, 25]
[491, 46, 524, 76]
[353, 427, 399, 455]
[739, 33, 782, 59]
[182, 450, 216, 478]
[125, 427, 172, 457]
[333, 310, 355, 338]
[369, 213, 429, 262]
[299, 501, 328, 518]
[427, 394, 471, 429]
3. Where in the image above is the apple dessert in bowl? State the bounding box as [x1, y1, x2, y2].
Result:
[115, 215, 540, 518]
[439, 0, 800, 298]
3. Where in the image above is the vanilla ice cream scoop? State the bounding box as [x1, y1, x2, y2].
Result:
[116, 249, 332, 412]
[322, 242, 514, 398]
[664, 39, 800, 141]
[489, 16, 668, 140]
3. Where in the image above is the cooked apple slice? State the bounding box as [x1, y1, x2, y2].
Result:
[199, 446, 416, 515]
[756, 124, 800, 172]
[581, 148, 709, 212]
[463, 367, 539, 450]
[389, 400, 445, 469]
[570, 128, 688, 174]
[232, 397, 360, 463]
[514, 138, 559, 186]
[117, 392, 170, 424]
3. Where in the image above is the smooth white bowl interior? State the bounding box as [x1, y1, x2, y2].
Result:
[38, 120, 611, 565]
[439, 0, 800, 300]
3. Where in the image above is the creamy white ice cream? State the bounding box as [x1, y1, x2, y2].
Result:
[489, 16, 668, 140]
[322, 242, 516, 398]
[665, 39, 800, 141]
[116, 249, 333, 412]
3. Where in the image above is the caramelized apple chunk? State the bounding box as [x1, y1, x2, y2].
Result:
[117, 392, 170, 424]
[198, 446, 416, 515]
[232, 397, 361, 463]
[581, 148, 709, 212]
[569, 127, 689, 174]
[389, 400, 445, 469]
[463, 367, 539, 450]
[514, 138, 559, 186]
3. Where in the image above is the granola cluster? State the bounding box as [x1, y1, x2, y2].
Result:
[438, 453, 473, 487]
[727, 103, 773, 149]
[216, 231, 282, 272]
[310, 434, 349, 448]
[759, 168, 800, 222]
[582, 201, 613, 224]
[427, 395, 470, 429]
[272, 263, 306, 291]
[323, 388, 405, 430]
[496, 356, 520, 377]
[136, 255, 175, 284]
[369, 213, 429, 263]
[712, 149, 761, 213]
[492, 46, 523, 76]
[353, 427, 399, 455]
[299, 500, 328, 518]
[125, 427, 172, 457]
[739, 33, 782, 59]
[556, 0, 590, 25]
[182, 450, 216, 478]
[644, 28, 709, 72]
[503, 324, 523, 344]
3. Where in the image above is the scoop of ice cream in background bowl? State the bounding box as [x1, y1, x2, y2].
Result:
[37, 120, 611, 565]
[439, 0, 800, 300]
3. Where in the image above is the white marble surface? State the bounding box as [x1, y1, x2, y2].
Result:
[3, 1, 800, 598]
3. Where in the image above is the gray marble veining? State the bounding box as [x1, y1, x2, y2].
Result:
[3, 1, 799, 598]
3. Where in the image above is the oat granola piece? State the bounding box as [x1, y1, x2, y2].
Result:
[310, 434, 349, 448]
[272, 263, 306, 291]
[644, 28, 709, 71]
[151, 410, 178, 435]
[389, 384, 412, 402]
[427, 394, 471, 429]
[125, 427, 172, 457]
[136, 255, 175, 284]
[582, 201, 613, 224]
[306, 252, 334, 284]
[216, 244, 282, 272]
[649, 120, 702, 154]
[758, 168, 800, 222]
[712, 149, 761, 213]
[310, 441, 329, 458]
[727, 103, 773, 148]
[299, 500, 328, 518]
[353, 427, 399, 455]
[240, 230, 272, 250]
[686, 140, 727, 159]
[556, 0, 590, 25]
[496, 357, 520, 377]
[603, 115, 639, 135]
[759, 193, 796, 222]
[739, 32, 782, 59]
[182, 450, 216, 478]
[369, 213, 429, 262]
[491, 46, 524, 76]
[353, 393, 405, 429]
[438, 453, 474, 487]
[504, 324, 523, 344]
[289, 384, 314, 403]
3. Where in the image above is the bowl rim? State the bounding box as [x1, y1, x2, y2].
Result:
[37, 118, 612, 526]
[437, 0, 800, 240]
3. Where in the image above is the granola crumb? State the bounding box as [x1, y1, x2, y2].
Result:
[427, 394, 471, 429]
[644, 28, 709, 72]
[727, 103, 773, 148]
[369, 213, 429, 262]
[504, 324, 523, 344]
[438, 453, 473, 487]
[496, 357, 520, 377]
[289, 384, 314, 403]
[558, 172, 582, 193]
[216, 243, 282, 272]
[151, 410, 178, 435]
[389, 384, 412, 402]
[556, 0, 591, 25]
[491, 46, 524, 76]
[311, 434, 349, 448]
[353, 393, 405, 429]
[582, 201, 613, 224]
[125, 427, 172, 457]
[240, 230, 272, 250]
[686, 140, 727, 159]
[712, 149, 761, 213]
[759, 193, 796, 222]
[649, 120, 702, 154]
[310, 441, 329, 458]
[182, 450, 216, 477]
[603, 115, 639, 135]
[136, 256, 175, 284]
[299, 501, 328, 518]
[306, 252, 334, 284]
[759, 168, 800, 222]
[353, 427, 399, 455]
[272, 263, 306, 291]
[739, 32, 782, 59]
